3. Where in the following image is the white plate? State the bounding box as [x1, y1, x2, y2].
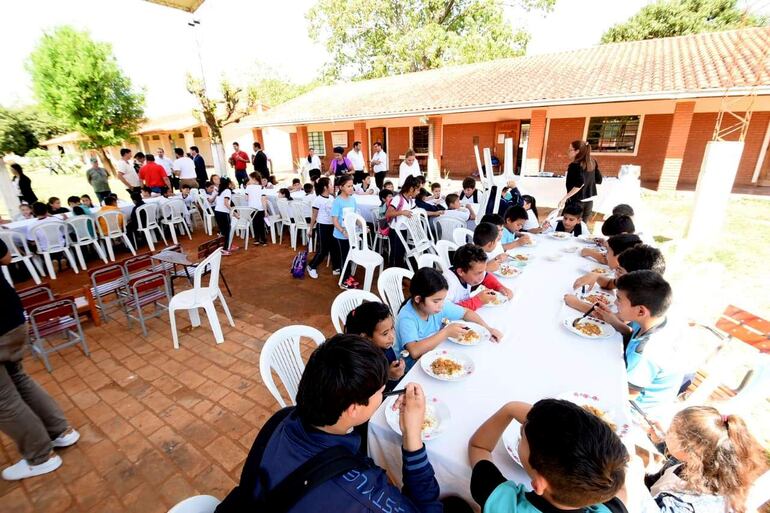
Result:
[549, 232, 571, 240]
[502, 420, 523, 466]
[494, 263, 522, 279]
[562, 317, 615, 339]
[506, 252, 532, 266]
[544, 254, 563, 262]
[481, 290, 510, 307]
[383, 395, 450, 441]
[446, 321, 490, 346]
[563, 245, 580, 253]
[584, 265, 614, 277]
[556, 391, 630, 438]
[576, 288, 616, 307]
[420, 349, 476, 381]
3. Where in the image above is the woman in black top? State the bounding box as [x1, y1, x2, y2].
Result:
[558, 140, 601, 222]
[10, 163, 37, 205]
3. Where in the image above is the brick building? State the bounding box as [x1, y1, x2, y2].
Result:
[250, 27, 770, 192]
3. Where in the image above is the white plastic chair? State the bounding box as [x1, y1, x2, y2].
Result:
[96, 210, 137, 261]
[167, 495, 221, 513]
[435, 239, 457, 270]
[30, 221, 79, 279]
[747, 470, 770, 513]
[436, 216, 466, 241]
[161, 199, 193, 245]
[195, 195, 216, 236]
[369, 206, 390, 257]
[259, 325, 325, 407]
[230, 194, 247, 207]
[291, 201, 313, 251]
[276, 198, 297, 248]
[417, 253, 446, 272]
[330, 289, 381, 333]
[452, 227, 474, 246]
[394, 213, 437, 272]
[229, 206, 257, 250]
[168, 249, 235, 348]
[66, 216, 108, 270]
[264, 201, 282, 245]
[377, 267, 413, 316]
[414, 208, 435, 243]
[134, 203, 167, 252]
[339, 213, 384, 292]
[0, 230, 42, 285]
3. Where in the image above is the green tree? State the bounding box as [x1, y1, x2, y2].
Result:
[601, 0, 767, 43]
[307, 0, 556, 80]
[186, 75, 257, 146]
[0, 105, 66, 156]
[248, 77, 318, 107]
[27, 26, 145, 171]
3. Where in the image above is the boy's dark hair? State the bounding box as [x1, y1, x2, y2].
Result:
[416, 188, 431, 201]
[378, 189, 393, 203]
[104, 196, 117, 206]
[160, 186, 170, 196]
[525, 399, 628, 507]
[296, 334, 387, 426]
[47, 196, 59, 205]
[607, 233, 641, 256]
[461, 177, 476, 190]
[601, 214, 635, 236]
[130, 192, 143, 203]
[430, 182, 441, 190]
[445, 193, 460, 207]
[66, 196, 80, 205]
[141, 185, 152, 194]
[190, 145, 199, 153]
[303, 183, 314, 194]
[616, 270, 672, 317]
[400, 175, 420, 194]
[174, 147, 184, 157]
[120, 148, 131, 156]
[180, 184, 191, 191]
[314, 177, 330, 196]
[134, 152, 145, 160]
[617, 244, 666, 274]
[612, 204, 634, 217]
[344, 301, 392, 337]
[32, 202, 48, 216]
[452, 244, 488, 271]
[562, 203, 583, 217]
[480, 213, 504, 226]
[504, 205, 528, 222]
[473, 222, 499, 247]
[254, 142, 262, 149]
[383, 180, 393, 188]
[80, 194, 91, 200]
[292, 178, 301, 185]
[145, 154, 155, 162]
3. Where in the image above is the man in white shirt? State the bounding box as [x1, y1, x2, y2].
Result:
[116, 148, 141, 193]
[347, 141, 366, 185]
[155, 148, 175, 190]
[172, 148, 197, 189]
[370, 141, 388, 191]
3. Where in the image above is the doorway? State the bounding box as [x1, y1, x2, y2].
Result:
[370, 127, 387, 152]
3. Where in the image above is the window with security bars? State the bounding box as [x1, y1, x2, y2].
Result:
[412, 126, 429, 154]
[586, 116, 640, 153]
[307, 131, 326, 156]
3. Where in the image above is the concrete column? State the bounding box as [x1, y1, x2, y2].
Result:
[183, 131, 196, 152]
[296, 125, 309, 162]
[252, 128, 264, 147]
[657, 101, 696, 191]
[353, 122, 370, 170]
[428, 116, 443, 182]
[525, 109, 547, 176]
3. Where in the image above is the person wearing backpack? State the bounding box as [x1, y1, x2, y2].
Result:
[386, 175, 419, 268]
[217, 334, 463, 513]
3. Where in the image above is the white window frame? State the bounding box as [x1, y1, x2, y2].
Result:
[582, 114, 645, 157]
[307, 131, 326, 156]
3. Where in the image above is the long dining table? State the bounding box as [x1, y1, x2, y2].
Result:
[367, 232, 657, 512]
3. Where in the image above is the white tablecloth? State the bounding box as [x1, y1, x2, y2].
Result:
[368, 234, 656, 512]
[233, 189, 381, 223]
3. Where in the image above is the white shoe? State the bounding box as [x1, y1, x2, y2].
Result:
[332, 269, 341, 276]
[52, 429, 80, 448]
[2, 455, 62, 481]
[307, 268, 318, 279]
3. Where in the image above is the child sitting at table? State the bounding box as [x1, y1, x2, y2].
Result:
[354, 174, 378, 196]
[473, 222, 506, 272]
[521, 195, 541, 233]
[66, 196, 89, 216]
[644, 406, 767, 513]
[479, 214, 506, 257]
[445, 244, 513, 310]
[573, 243, 665, 293]
[344, 301, 404, 391]
[13, 203, 33, 221]
[204, 181, 217, 205]
[140, 186, 153, 199]
[383, 180, 394, 192]
[501, 206, 532, 251]
[96, 196, 124, 234]
[443, 193, 475, 224]
[429, 182, 445, 207]
[303, 183, 314, 197]
[459, 177, 480, 206]
[180, 184, 194, 210]
[581, 214, 636, 263]
[468, 399, 629, 512]
[396, 267, 502, 370]
[290, 178, 302, 193]
[80, 194, 95, 209]
[47, 196, 70, 215]
[542, 203, 588, 237]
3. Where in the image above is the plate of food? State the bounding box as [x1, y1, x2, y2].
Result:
[576, 289, 615, 307]
[589, 266, 614, 276]
[420, 349, 475, 381]
[445, 321, 490, 346]
[556, 391, 630, 438]
[521, 236, 537, 247]
[544, 253, 563, 262]
[494, 263, 522, 279]
[502, 419, 524, 466]
[562, 317, 615, 339]
[482, 290, 509, 307]
[383, 395, 450, 441]
[550, 231, 571, 240]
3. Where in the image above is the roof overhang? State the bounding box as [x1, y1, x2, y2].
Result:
[143, 0, 205, 13]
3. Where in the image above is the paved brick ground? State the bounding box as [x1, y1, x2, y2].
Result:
[0, 233, 342, 513]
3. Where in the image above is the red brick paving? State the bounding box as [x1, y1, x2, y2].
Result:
[1, 231, 342, 513]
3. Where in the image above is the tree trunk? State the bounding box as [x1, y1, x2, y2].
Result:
[99, 147, 116, 176]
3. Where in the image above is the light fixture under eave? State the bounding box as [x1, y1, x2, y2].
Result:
[143, 0, 206, 13]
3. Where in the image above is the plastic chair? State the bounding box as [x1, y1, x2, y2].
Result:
[30, 221, 79, 279]
[264, 201, 282, 244]
[435, 240, 457, 270]
[330, 289, 381, 334]
[88, 263, 127, 322]
[229, 206, 257, 250]
[195, 195, 216, 236]
[168, 249, 234, 348]
[134, 203, 168, 252]
[29, 298, 90, 372]
[452, 227, 474, 246]
[417, 253, 446, 272]
[369, 207, 390, 257]
[291, 202, 313, 251]
[96, 210, 136, 261]
[167, 495, 221, 513]
[435, 216, 466, 242]
[414, 208, 436, 243]
[747, 470, 770, 513]
[124, 272, 171, 337]
[66, 216, 108, 271]
[377, 267, 413, 316]
[161, 200, 193, 245]
[230, 194, 247, 207]
[0, 230, 42, 285]
[394, 214, 437, 272]
[339, 213, 384, 292]
[259, 325, 325, 407]
[276, 198, 297, 248]
[123, 253, 156, 280]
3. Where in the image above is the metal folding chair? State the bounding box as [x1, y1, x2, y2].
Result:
[29, 298, 90, 372]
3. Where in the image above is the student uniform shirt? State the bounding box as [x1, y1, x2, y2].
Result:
[245, 184, 265, 211]
[312, 195, 334, 225]
[443, 208, 470, 223]
[395, 300, 465, 362]
[214, 189, 232, 213]
[331, 195, 357, 239]
[387, 194, 415, 231]
[501, 227, 517, 246]
[523, 210, 539, 231]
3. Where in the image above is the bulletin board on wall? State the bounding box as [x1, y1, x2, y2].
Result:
[331, 132, 348, 148]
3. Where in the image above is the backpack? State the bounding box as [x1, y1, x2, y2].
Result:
[216, 407, 367, 513]
[291, 251, 307, 278]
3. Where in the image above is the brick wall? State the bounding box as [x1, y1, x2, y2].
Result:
[323, 129, 355, 165]
[442, 122, 496, 175]
[543, 118, 585, 172]
[289, 133, 298, 164]
[736, 112, 769, 186]
[388, 127, 410, 171]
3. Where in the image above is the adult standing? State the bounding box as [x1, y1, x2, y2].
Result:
[133, 152, 145, 173]
[155, 148, 175, 191]
[139, 154, 171, 193]
[251, 142, 270, 181]
[190, 146, 208, 189]
[229, 142, 250, 186]
[398, 149, 422, 186]
[302, 147, 322, 183]
[173, 147, 197, 189]
[0, 239, 80, 481]
[558, 140, 602, 222]
[116, 148, 142, 194]
[9, 163, 37, 205]
[370, 141, 388, 190]
[85, 157, 112, 203]
[347, 141, 366, 185]
[327, 146, 352, 177]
